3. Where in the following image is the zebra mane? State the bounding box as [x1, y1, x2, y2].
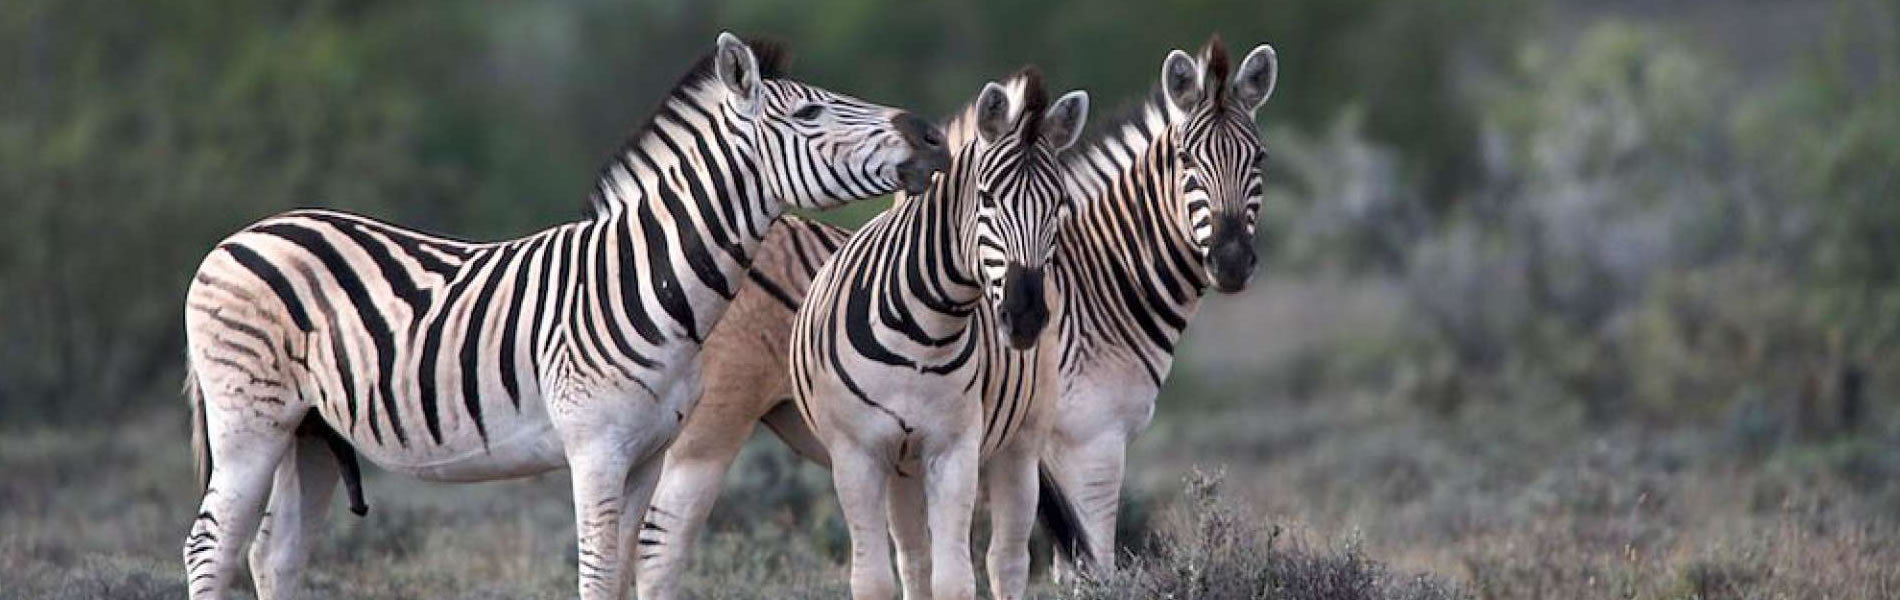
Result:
[939, 66, 1051, 152]
[1014, 66, 1051, 147]
[1201, 34, 1231, 108]
[1064, 34, 1232, 168]
[584, 37, 791, 218]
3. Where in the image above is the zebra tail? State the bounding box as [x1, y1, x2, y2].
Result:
[186, 364, 211, 493]
[1037, 462, 1095, 570]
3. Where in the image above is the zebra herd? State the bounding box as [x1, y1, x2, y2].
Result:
[180, 31, 1275, 600]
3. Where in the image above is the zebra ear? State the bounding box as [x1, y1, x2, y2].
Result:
[1161, 49, 1203, 118]
[1232, 44, 1278, 115]
[714, 32, 763, 117]
[975, 81, 1014, 144]
[1042, 90, 1089, 152]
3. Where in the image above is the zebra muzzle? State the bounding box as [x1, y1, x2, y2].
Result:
[894, 112, 949, 194]
[997, 263, 1049, 350]
[1207, 213, 1257, 293]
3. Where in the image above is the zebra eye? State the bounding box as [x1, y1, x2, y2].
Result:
[978, 190, 996, 209]
[791, 104, 825, 121]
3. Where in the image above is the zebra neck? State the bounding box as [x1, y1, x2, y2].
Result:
[1055, 109, 1209, 382]
[907, 157, 988, 311]
[582, 83, 777, 345]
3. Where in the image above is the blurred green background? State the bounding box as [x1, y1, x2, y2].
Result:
[5, 0, 1900, 597]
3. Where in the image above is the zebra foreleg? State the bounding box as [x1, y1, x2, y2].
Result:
[615, 456, 664, 597]
[832, 446, 897, 600]
[982, 443, 1039, 600]
[887, 475, 932, 600]
[248, 435, 340, 600]
[567, 444, 638, 600]
[921, 434, 981, 600]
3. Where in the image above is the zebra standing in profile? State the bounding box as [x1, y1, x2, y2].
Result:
[791, 69, 1090, 600]
[179, 33, 947, 600]
[634, 35, 1277, 597]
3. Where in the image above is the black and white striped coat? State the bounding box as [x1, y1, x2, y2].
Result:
[790, 70, 1090, 600]
[179, 33, 946, 600]
[635, 36, 1277, 597]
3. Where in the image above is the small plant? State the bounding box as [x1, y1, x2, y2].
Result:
[1054, 468, 1464, 600]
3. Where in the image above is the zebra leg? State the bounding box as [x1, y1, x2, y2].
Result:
[636, 411, 764, 599]
[887, 475, 932, 600]
[184, 398, 296, 599]
[1044, 434, 1127, 580]
[982, 443, 1038, 600]
[831, 446, 897, 600]
[922, 434, 980, 600]
[567, 444, 638, 600]
[614, 456, 664, 597]
[248, 435, 340, 600]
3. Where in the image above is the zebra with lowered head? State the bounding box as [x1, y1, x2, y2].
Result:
[634, 34, 1277, 596]
[179, 32, 947, 600]
[790, 69, 1089, 600]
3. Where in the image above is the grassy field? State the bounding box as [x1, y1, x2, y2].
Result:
[6, 278, 1898, 600]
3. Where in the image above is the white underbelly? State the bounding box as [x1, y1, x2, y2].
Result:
[362, 417, 568, 482]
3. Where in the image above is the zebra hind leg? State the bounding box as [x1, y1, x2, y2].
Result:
[248, 435, 341, 600]
[184, 393, 297, 599]
[636, 424, 757, 600]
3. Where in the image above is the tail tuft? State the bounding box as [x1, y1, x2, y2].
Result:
[185, 365, 212, 493]
[1037, 463, 1095, 570]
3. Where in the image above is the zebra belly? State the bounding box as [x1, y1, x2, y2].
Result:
[337, 402, 570, 482]
[1056, 363, 1160, 441]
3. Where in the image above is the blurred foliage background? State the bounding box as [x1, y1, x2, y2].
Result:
[1, 0, 1528, 421]
[4, 0, 1900, 596]
[4, 0, 1893, 430]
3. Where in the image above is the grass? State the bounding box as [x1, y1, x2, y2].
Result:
[5, 275, 1899, 599]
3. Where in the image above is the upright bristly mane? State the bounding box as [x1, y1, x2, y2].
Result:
[1201, 34, 1230, 108]
[584, 38, 791, 218]
[1013, 67, 1051, 146]
[938, 66, 1051, 153]
[1065, 34, 1231, 169]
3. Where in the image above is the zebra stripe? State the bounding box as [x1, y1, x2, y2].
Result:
[180, 33, 944, 600]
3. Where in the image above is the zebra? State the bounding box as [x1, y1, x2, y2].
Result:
[790, 69, 1090, 600]
[634, 35, 1277, 597]
[179, 32, 947, 600]
[1037, 34, 1277, 574]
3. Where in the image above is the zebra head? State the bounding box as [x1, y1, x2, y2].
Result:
[967, 70, 1090, 350]
[711, 32, 949, 209]
[1159, 36, 1278, 293]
